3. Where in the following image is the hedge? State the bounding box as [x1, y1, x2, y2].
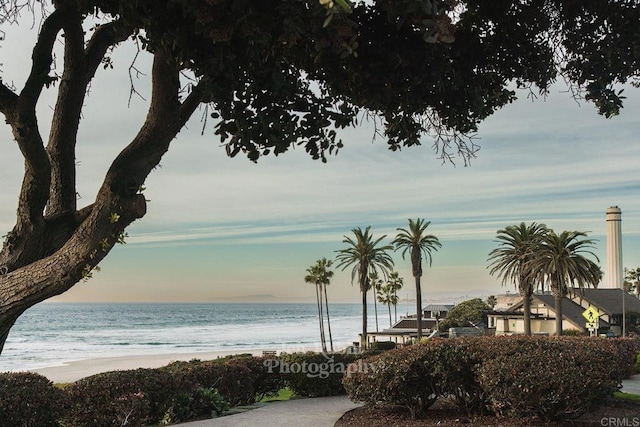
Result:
[0, 372, 67, 427]
[63, 368, 176, 426]
[278, 352, 362, 397]
[343, 336, 639, 422]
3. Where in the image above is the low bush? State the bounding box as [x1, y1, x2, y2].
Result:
[344, 336, 630, 423]
[279, 352, 360, 397]
[478, 337, 620, 421]
[343, 345, 440, 419]
[161, 386, 229, 425]
[63, 368, 175, 426]
[227, 355, 285, 401]
[607, 337, 640, 378]
[162, 358, 255, 407]
[370, 341, 396, 351]
[0, 372, 67, 427]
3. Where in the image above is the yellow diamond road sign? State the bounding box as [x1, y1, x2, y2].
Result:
[582, 305, 599, 323]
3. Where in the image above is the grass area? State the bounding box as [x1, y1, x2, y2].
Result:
[260, 387, 294, 402]
[614, 391, 640, 402]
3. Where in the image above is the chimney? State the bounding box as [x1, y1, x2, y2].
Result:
[605, 206, 623, 289]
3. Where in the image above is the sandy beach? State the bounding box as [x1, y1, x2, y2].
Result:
[32, 350, 272, 384]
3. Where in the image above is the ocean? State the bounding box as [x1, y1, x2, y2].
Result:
[0, 302, 384, 372]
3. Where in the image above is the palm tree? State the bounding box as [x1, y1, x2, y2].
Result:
[335, 226, 394, 349]
[531, 230, 602, 335]
[392, 219, 441, 341]
[377, 283, 399, 327]
[487, 222, 548, 336]
[386, 271, 404, 323]
[625, 267, 640, 298]
[319, 258, 335, 352]
[369, 271, 384, 332]
[304, 258, 333, 353]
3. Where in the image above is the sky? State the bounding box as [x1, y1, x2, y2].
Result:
[1, 15, 639, 304]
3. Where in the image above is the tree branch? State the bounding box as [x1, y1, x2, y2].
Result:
[46, 7, 85, 216]
[19, 7, 64, 109]
[104, 50, 181, 196]
[83, 19, 134, 84]
[0, 82, 18, 116]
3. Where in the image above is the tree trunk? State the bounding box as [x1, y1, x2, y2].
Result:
[373, 285, 379, 332]
[315, 284, 327, 353]
[388, 303, 392, 327]
[554, 292, 563, 336]
[323, 283, 333, 352]
[523, 292, 532, 336]
[415, 275, 423, 341]
[0, 46, 203, 353]
[361, 281, 368, 350]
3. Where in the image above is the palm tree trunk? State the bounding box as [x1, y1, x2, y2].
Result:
[554, 292, 563, 336]
[315, 284, 327, 352]
[361, 282, 368, 350]
[323, 283, 334, 352]
[319, 285, 327, 352]
[388, 303, 392, 327]
[415, 275, 423, 341]
[374, 287, 379, 332]
[394, 291, 398, 323]
[523, 292, 532, 336]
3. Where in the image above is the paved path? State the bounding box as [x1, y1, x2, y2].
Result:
[177, 395, 361, 427]
[621, 374, 640, 395]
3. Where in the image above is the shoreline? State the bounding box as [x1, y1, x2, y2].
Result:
[30, 345, 327, 384]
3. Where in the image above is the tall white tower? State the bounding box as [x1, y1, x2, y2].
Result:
[605, 206, 623, 289]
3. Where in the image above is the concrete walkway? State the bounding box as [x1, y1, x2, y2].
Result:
[177, 395, 361, 427]
[621, 374, 640, 395]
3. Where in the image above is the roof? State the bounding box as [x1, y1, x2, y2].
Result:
[423, 304, 454, 312]
[533, 294, 610, 330]
[389, 318, 432, 330]
[569, 288, 640, 316]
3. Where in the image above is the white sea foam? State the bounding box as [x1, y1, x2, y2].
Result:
[0, 302, 384, 372]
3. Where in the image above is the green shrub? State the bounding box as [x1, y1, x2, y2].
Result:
[428, 338, 489, 415]
[228, 355, 285, 401]
[0, 372, 67, 427]
[63, 368, 175, 427]
[342, 345, 440, 419]
[279, 352, 360, 397]
[162, 358, 255, 407]
[370, 341, 396, 351]
[607, 337, 640, 378]
[478, 337, 620, 421]
[160, 387, 229, 424]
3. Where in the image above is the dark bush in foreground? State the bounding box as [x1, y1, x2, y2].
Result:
[162, 357, 255, 407]
[370, 340, 396, 351]
[478, 338, 620, 421]
[161, 386, 229, 425]
[343, 345, 440, 418]
[343, 336, 632, 423]
[0, 372, 67, 427]
[63, 368, 175, 426]
[279, 352, 361, 397]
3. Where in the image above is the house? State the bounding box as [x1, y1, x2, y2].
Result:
[362, 303, 454, 346]
[488, 288, 640, 336]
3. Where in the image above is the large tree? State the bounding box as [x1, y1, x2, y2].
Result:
[392, 218, 441, 340]
[335, 226, 394, 349]
[488, 222, 548, 336]
[0, 0, 639, 353]
[531, 230, 602, 336]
